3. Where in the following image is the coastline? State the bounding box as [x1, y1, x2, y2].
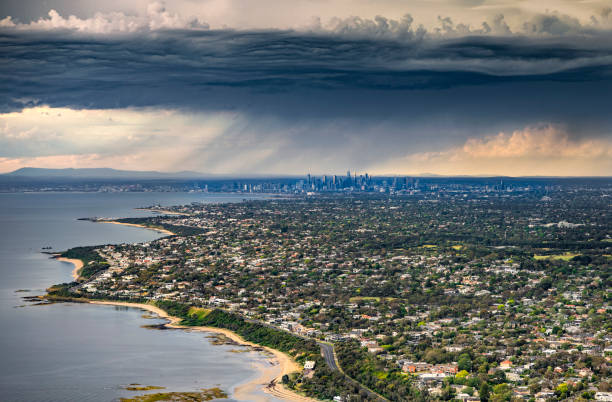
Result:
[100, 221, 176, 236]
[55, 257, 84, 281]
[135, 208, 191, 216]
[88, 300, 317, 402]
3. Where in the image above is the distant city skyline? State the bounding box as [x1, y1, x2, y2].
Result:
[1, 1, 611, 176]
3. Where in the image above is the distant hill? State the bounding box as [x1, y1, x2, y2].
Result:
[3, 167, 207, 179]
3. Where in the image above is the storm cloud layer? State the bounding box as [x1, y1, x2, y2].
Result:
[1, 4, 611, 175]
[3, 24, 612, 107]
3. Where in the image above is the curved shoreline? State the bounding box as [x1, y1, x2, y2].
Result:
[100, 221, 176, 236]
[88, 300, 317, 402]
[52, 203, 314, 400]
[54, 257, 84, 281]
[135, 208, 191, 216]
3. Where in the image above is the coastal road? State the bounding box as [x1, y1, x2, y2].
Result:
[316, 341, 387, 401]
[318, 342, 339, 371]
[242, 317, 387, 400]
[318, 341, 387, 401]
[245, 317, 340, 371]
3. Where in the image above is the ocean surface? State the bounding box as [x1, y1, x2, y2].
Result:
[0, 192, 280, 402]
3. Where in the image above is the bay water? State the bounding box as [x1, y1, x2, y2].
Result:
[0, 192, 278, 401]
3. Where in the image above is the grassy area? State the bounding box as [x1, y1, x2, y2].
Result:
[350, 296, 380, 302]
[187, 307, 211, 320]
[349, 296, 398, 303]
[374, 371, 389, 379]
[533, 252, 581, 261]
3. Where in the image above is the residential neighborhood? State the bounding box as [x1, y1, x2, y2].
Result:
[52, 183, 611, 401]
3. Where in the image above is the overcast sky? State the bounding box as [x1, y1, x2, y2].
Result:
[1, 1, 611, 176]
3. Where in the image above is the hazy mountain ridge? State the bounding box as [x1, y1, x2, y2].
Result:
[2, 168, 608, 180]
[4, 167, 207, 179]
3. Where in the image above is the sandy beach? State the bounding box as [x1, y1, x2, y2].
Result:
[135, 208, 192, 216]
[101, 221, 176, 236]
[55, 257, 84, 281]
[88, 300, 317, 402]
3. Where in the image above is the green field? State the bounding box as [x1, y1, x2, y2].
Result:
[533, 252, 581, 261]
[349, 296, 397, 303]
[349, 296, 381, 302]
[187, 307, 211, 320]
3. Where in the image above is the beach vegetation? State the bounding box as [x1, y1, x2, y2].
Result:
[59, 246, 109, 279]
[115, 218, 206, 236]
[122, 385, 165, 391]
[119, 387, 227, 401]
[153, 300, 190, 318]
[187, 307, 210, 321]
[60, 246, 105, 265]
[79, 261, 109, 279]
[46, 283, 76, 297]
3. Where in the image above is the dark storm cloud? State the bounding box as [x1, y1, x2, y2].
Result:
[1, 26, 612, 157]
[1, 28, 611, 110]
[0, 6, 610, 176]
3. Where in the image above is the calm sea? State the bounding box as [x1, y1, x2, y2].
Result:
[0, 192, 279, 402]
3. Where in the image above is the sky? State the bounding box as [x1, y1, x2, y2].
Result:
[1, 1, 611, 176]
